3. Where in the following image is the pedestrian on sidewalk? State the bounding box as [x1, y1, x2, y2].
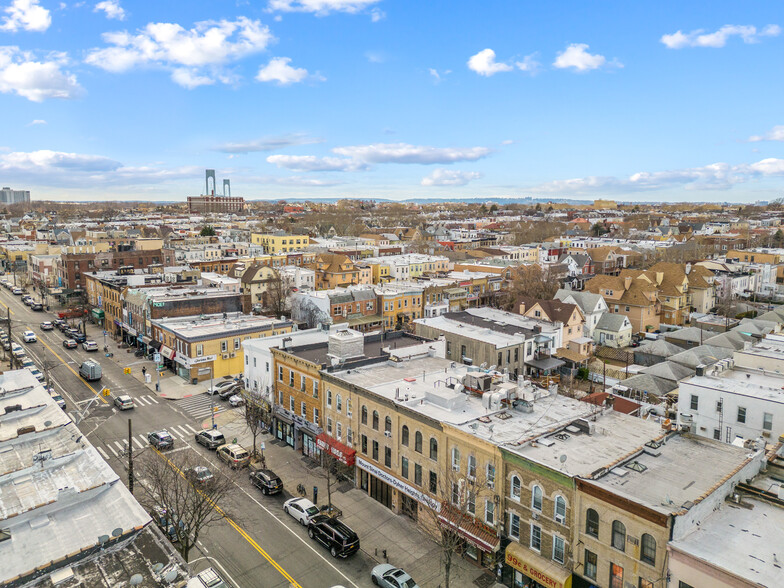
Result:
[142, 366, 147, 377]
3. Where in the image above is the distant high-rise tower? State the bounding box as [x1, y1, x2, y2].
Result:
[0, 187, 31, 204]
[189, 169, 243, 214]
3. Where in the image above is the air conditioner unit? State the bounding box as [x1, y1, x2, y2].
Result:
[555, 514, 565, 524]
[384, 431, 392, 438]
[230, 352, 236, 358]
[222, 353, 230, 360]
[531, 512, 540, 521]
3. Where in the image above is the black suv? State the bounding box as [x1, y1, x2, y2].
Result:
[307, 515, 360, 558]
[249, 469, 283, 495]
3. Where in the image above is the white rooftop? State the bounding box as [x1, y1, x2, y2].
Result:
[683, 368, 784, 405]
[414, 315, 529, 348]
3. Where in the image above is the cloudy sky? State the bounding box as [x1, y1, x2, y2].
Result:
[1, 0, 783, 202]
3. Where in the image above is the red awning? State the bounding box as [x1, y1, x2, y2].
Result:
[160, 345, 175, 360]
[316, 433, 355, 466]
[437, 503, 500, 552]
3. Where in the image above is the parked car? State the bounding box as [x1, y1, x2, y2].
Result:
[53, 319, 65, 329]
[63, 338, 77, 349]
[216, 443, 250, 468]
[31, 302, 43, 311]
[150, 506, 183, 544]
[184, 466, 214, 486]
[283, 497, 320, 526]
[249, 469, 283, 495]
[50, 394, 66, 410]
[228, 394, 245, 407]
[148, 430, 174, 450]
[371, 565, 419, 588]
[187, 568, 227, 588]
[68, 331, 86, 343]
[11, 287, 22, 295]
[194, 429, 226, 449]
[218, 384, 241, 400]
[22, 330, 36, 343]
[56, 321, 69, 332]
[22, 297, 33, 306]
[40, 321, 53, 330]
[82, 340, 98, 352]
[20, 358, 34, 369]
[11, 342, 25, 357]
[208, 379, 238, 396]
[307, 515, 360, 558]
[28, 368, 44, 382]
[114, 395, 135, 410]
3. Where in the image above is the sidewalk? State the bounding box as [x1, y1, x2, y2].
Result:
[210, 410, 502, 588]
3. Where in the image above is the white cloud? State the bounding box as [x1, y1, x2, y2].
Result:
[266, 154, 367, 171]
[529, 157, 784, 196]
[515, 53, 540, 73]
[467, 48, 513, 77]
[0, 149, 121, 173]
[27, 118, 46, 125]
[365, 50, 385, 63]
[661, 24, 780, 49]
[1, 0, 50, 32]
[216, 133, 323, 154]
[332, 142, 492, 164]
[428, 67, 450, 83]
[553, 43, 609, 71]
[748, 125, 784, 142]
[256, 57, 318, 85]
[370, 7, 384, 22]
[0, 46, 83, 102]
[421, 169, 482, 187]
[267, 0, 381, 16]
[501, 139, 514, 145]
[94, 0, 125, 20]
[85, 17, 273, 88]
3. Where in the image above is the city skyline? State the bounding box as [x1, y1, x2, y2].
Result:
[1, 0, 783, 202]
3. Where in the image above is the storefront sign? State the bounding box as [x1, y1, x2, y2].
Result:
[316, 433, 355, 466]
[505, 544, 571, 588]
[356, 457, 440, 512]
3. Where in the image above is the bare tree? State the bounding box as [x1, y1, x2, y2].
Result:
[291, 296, 328, 328]
[262, 270, 293, 317]
[312, 451, 352, 510]
[136, 449, 235, 563]
[498, 264, 560, 311]
[417, 464, 494, 588]
[243, 389, 268, 461]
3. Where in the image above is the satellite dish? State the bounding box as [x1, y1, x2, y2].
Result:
[152, 563, 164, 573]
[559, 454, 567, 463]
[44, 420, 52, 427]
[98, 534, 110, 546]
[111, 527, 123, 537]
[130, 574, 143, 586]
[163, 570, 178, 582]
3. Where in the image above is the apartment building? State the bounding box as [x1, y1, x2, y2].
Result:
[251, 231, 310, 254]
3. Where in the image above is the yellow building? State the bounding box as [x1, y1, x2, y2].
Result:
[726, 249, 782, 265]
[151, 313, 293, 382]
[378, 287, 424, 329]
[251, 232, 310, 254]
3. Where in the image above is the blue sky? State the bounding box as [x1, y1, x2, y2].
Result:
[1, 0, 783, 203]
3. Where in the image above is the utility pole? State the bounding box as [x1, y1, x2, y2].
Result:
[6, 306, 13, 370]
[128, 418, 134, 493]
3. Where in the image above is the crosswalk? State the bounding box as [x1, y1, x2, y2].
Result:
[96, 423, 200, 460]
[135, 395, 159, 406]
[176, 393, 231, 421]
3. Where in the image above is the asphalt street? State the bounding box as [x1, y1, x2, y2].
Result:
[0, 285, 376, 588]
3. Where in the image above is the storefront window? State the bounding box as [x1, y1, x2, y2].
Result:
[610, 563, 624, 588]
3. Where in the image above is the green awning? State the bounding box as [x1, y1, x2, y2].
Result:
[91, 308, 105, 320]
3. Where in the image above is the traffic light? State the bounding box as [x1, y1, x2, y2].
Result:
[102, 388, 110, 397]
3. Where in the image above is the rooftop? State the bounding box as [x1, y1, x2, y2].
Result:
[682, 367, 784, 404]
[280, 331, 427, 366]
[415, 314, 530, 348]
[152, 312, 292, 342]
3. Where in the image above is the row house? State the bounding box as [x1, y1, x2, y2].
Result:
[584, 273, 661, 334]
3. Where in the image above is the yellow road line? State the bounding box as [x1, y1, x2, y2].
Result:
[0, 298, 14, 315]
[153, 449, 302, 588]
[38, 336, 108, 404]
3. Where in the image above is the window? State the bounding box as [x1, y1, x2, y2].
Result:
[483, 500, 495, 525]
[737, 406, 746, 423]
[221, 340, 228, 353]
[415, 432, 423, 453]
[361, 405, 367, 425]
[451, 447, 460, 471]
[234, 337, 240, 350]
[584, 550, 597, 581]
[554, 496, 566, 523]
[384, 446, 392, 467]
[401, 425, 409, 446]
[336, 394, 342, 412]
[289, 371, 294, 386]
[336, 422, 342, 441]
[610, 563, 623, 588]
[446, 341, 451, 354]
[763, 412, 773, 431]
[289, 396, 294, 412]
[327, 418, 332, 434]
[372, 440, 379, 461]
[430, 438, 438, 460]
[300, 376, 306, 392]
[586, 508, 599, 537]
[553, 536, 565, 564]
[639, 579, 654, 588]
[511, 475, 521, 500]
[530, 524, 542, 551]
[531, 485, 543, 511]
[313, 380, 318, 398]
[278, 365, 283, 381]
[612, 520, 626, 551]
[467, 491, 476, 515]
[327, 389, 332, 407]
[714, 428, 721, 440]
[678, 582, 695, 588]
[346, 427, 352, 445]
[372, 410, 379, 430]
[401, 456, 409, 479]
[414, 464, 422, 486]
[313, 408, 319, 426]
[346, 397, 351, 416]
[361, 435, 367, 454]
[509, 513, 520, 539]
[429, 471, 437, 493]
[690, 394, 699, 411]
[467, 455, 476, 478]
[487, 463, 495, 488]
[300, 401, 307, 417]
[385, 416, 392, 434]
[640, 534, 656, 566]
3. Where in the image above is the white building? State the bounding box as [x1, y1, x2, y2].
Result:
[554, 289, 608, 339]
[279, 264, 315, 290]
[0, 186, 30, 204]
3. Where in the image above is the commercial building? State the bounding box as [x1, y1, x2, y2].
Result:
[187, 194, 245, 213]
[251, 231, 310, 254]
[0, 186, 30, 204]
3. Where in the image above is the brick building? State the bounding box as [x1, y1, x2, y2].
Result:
[59, 247, 175, 292]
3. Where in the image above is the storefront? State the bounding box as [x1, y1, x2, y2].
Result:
[356, 457, 441, 515]
[503, 542, 572, 588]
[160, 345, 176, 373]
[273, 407, 295, 448]
[316, 433, 356, 482]
[437, 502, 500, 569]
